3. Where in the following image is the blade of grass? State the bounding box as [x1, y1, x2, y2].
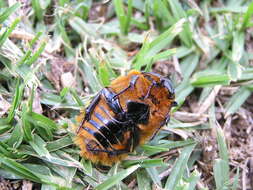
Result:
[0, 3, 20, 24]
[225, 86, 251, 117]
[136, 169, 151, 190]
[213, 124, 230, 189]
[46, 136, 73, 152]
[0, 18, 20, 47]
[213, 159, 230, 190]
[26, 41, 46, 66]
[95, 164, 140, 190]
[232, 167, 240, 190]
[6, 80, 24, 123]
[134, 18, 185, 70]
[0, 153, 42, 183]
[123, 158, 165, 168]
[164, 143, 196, 189]
[7, 124, 23, 149]
[167, 0, 192, 46]
[186, 170, 201, 190]
[113, 0, 133, 35]
[146, 167, 162, 187]
[191, 73, 230, 87]
[240, 1, 253, 30]
[231, 31, 244, 63]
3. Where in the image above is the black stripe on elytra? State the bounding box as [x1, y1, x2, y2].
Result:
[98, 105, 127, 141]
[88, 119, 118, 145]
[82, 125, 111, 149]
[94, 112, 121, 144]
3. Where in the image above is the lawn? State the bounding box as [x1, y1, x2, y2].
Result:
[0, 0, 253, 189]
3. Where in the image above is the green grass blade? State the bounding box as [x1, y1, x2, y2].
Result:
[7, 81, 24, 123]
[213, 125, 230, 189]
[134, 18, 185, 70]
[29, 112, 57, 130]
[26, 41, 46, 66]
[7, 124, 23, 149]
[225, 86, 251, 117]
[168, 0, 192, 46]
[22, 111, 33, 142]
[136, 169, 151, 190]
[164, 143, 196, 189]
[213, 159, 230, 190]
[232, 167, 240, 190]
[187, 170, 201, 190]
[0, 3, 20, 23]
[240, 1, 253, 30]
[114, 0, 132, 35]
[95, 165, 140, 190]
[228, 62, 242, 81]
[46, 136, 73, 152]
[0, 153, 42, 183]
[216, 125, 229, 162]
[191, 73, 230, 87]
[0, 18, 20, 47]
[123, 158, 165, 168]
[146, 167, 162, 187]
[231, 31, 244, 63]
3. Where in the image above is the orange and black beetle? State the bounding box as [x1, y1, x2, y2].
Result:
[75, 70, 177, 166]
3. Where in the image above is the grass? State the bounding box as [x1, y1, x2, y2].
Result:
[0, 0, 253, 189]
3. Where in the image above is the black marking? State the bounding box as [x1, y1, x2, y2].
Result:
[94, 112, 121, 144]
[126, 101, 150, 125]
[98, 105, 127, 142]
[89, 119, 118, 145]
[83, 125, 111, 149]
[98, 106, 122, 125]
[165, 115, 170, 124]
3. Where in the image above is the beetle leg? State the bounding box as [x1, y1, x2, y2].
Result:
[144, 82, 154, 99]
[76, 91, 103, 133]
[113, 75, 139, 99]
[131, 126, 140, 152]
[102, 88, 124, 114]
[85, 91, 103, 121]
[149, 115, 170, 141]
[125, 122, 140, 152]
[161, 79, 175, 96]
[149, 126, 163, 141]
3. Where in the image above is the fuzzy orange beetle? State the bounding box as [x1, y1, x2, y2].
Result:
[75, 70, 177, 166]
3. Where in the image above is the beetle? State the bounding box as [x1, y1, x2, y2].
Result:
[75, 70, 177, 166]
